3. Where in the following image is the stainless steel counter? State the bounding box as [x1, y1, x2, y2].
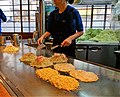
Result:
[76, 41, 120, 68]
[0, 42, 120, 97]
[76, 41, 120, 46]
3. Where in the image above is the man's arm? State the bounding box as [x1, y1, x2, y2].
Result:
[61, 31, 83, 47]
[37, 31, 51, 45]
[68, 31, 83, 41]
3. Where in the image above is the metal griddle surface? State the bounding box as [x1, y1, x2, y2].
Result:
[0, 43, 120, 97]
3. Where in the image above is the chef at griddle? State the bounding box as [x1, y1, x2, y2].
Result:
[37, 0, 83, 57]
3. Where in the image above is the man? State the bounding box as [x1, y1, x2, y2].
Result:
[38, 0, 83, 57]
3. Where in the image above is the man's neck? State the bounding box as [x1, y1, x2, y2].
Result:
[58, 3, 67, 13]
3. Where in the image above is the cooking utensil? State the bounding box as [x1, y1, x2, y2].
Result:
[51, 45, 60, 50]
[9, 34, 22, 46]
[32, 38, 36, 43]
[0, 36, 8, 45]
[37, 43, 46, 50]
[45, 42, 53, 50]
[27, 38, 31, 45]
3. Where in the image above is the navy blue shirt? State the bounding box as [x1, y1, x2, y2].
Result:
[46, 5, 83, 57]
[47, 5, 83, 36]
[0, 9, 7, 34]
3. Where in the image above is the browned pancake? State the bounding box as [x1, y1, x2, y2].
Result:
[3, 45, 19, 53]
[36, 68, 59, 81]
[54, 63, 75, 72]
[49, 75, 79, 91]
[50, 53, 68, 63]
[19, 52, 37, 64]
[69, 70, 99, 82]
[30, 56, 53, 68]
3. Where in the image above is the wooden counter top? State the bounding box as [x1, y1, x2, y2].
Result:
[0, 83, 11, 97]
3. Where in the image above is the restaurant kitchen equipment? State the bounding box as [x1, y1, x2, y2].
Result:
[0, 36, 8, 45]
[9, 34, 22, 47]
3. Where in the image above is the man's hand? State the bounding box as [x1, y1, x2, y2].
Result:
[37, 32, 51, 45]
[37, 36, 44, 45]
[61, 37, 72, 47]
[61, 31, 83, 47]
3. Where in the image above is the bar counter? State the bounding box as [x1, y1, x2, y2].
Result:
[0, 42, 120, 97]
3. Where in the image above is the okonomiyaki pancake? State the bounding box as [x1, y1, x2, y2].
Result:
[3, 45, 19, 53]
[54, 63, 75, 72]
[30, 56, 53, 68]
[19, 52, 37, 64]
[69, 70, 99, 82]
[50, 53, 68, 63]
[36, 68, 59, 81]
[49, 75, 79, 91]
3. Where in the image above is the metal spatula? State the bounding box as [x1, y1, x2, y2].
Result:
[51, 45, 60, 50]
[37, 43, 46, 50]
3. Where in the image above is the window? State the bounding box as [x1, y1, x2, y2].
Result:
[1, 1, 120, 38]
[73, 4, 118, 32]
[1, 0, 39, 34]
